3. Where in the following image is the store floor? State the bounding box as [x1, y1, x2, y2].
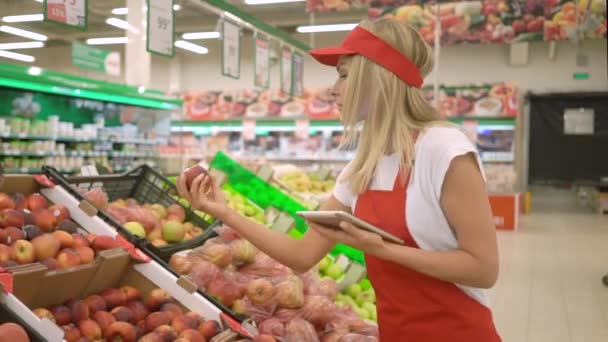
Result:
[490, 189, 608, 342]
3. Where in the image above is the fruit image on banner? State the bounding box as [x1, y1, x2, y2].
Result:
[182, 88, 339, 121]
[424, 82, 518, 117]
[306, 0, 376, 13]
[544, 0, 607, 41]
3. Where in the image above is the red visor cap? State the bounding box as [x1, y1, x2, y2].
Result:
[309, 26, 423, 88]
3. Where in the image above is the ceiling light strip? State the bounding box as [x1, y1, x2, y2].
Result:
[0, 25, 48, 41]
[0, 42, 44, 50]
[0, 50, 35, 63]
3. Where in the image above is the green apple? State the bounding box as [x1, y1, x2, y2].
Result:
[335, 293, 347, 302]
[243, 205, 255, 217]
[162, 221, 185, 243]
[254, 212, 266, 224]
[124, 221, 146, 238]
[354, 307, 370, 320]
[359, 278, 372, 291]
[345, 283, 362, 299]
[356, 290, 376, 307]
[325, 263, 344, 280]
[318, 256, 331, 273]
[342, 295, 357, 307]
[362, 302, 376, 316]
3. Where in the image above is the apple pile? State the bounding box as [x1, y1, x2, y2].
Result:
[0, 322, 30, 342]
[171, 225, 378, 341]
[33, 286, 223, 342]
[0, 192, 120, 269]
[317, 256, 377, 322]
[85, 188, 207, 247]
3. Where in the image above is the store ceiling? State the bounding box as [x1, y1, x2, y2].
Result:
[0, 0, 365, 46]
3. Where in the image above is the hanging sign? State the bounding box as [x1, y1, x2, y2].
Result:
[242, 119, 256, 141]
[147, 0, 175, 57]
[292, 52, 304, 97]
[280, 47, 293, 95]
[254, 35, 270, 89]
[71, 41, 121, 76]
[44, 0, 87, 29]
[222, 20, 241, 79]
[295, 119, 310, 140]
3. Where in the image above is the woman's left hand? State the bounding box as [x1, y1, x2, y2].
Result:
[308, 221, 386, 255]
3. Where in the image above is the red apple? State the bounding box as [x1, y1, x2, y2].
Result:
[0, 209, 25, 228]
[52, 230, 74, 248]
[56, 248, 81, 269]
[138, 332, 165, 342]
[33, 209, 58, 232]
[70, 300, 90, 323]
[92, 311, 115, 331]
[91, 236, 120, 252]
[11, 194, 26, 211]
[171, 315, 199, 333]
[75, 246, 95, 264]
[51, 305, 72, 326]
[31, 233, 61, 260]
[62, 324, 82, 342]
[25, 193, 48, 211]
[153, 325, 177, 341]
[0, 244, 11, 263]
[183, 165, 209, 189]
[33, 308, 55, 322]
[99, 288, 126, 309]
[104, 321, 136, 342]
[120, 285, 141, 302]
[3, 226, 25, 245]
[72, 234, 90, 248]
[166, 205, 186, 223]
[198, 320, 222, 340]
[110, 306, 135, 324]
[78, 319, 102, 341]
[145, 288, 172, 311]
[40, 257, 59, 270]
[85, 295, 107, 314]
[0, 322, 29, 341]
[49, 204, 70, 223]
[0, 193, 16, 210]
[144, 312, 171, 333]
[168, 254, 193, 275]
[160, 303, 184, 321]
[11, 240, 35, 264]
[126, 300, 149, 322]
[179, 329, 206, 342]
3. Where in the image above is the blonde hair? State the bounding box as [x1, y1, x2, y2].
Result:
[340, 18, 443, 194]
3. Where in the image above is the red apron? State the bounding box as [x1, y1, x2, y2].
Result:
[354, 173, 501, 341]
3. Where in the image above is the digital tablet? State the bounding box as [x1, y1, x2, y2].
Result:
[297, 210, 405, 245]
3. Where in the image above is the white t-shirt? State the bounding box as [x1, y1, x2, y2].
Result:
[333, 126, 489, 307]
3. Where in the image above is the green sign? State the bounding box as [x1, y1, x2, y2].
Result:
[44, 0, 88, 30]
[72, 42, 121, 76]
[573, 72, 590, 80]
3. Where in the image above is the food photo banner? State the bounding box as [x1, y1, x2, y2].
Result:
[306, 0, 606, 44]
[180, 82, 518, 121]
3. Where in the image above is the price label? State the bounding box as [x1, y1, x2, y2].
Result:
[242, 120, 256, 141]
[222, 20, 241, 79]
[295, 119, 310, 140]
[281, 47, 293, 95]
[254, 36, 270, 89]
[147, 0, 175, 57]
[45, 0, 87, 29]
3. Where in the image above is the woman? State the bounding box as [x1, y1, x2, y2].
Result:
[178, 19, 501, 341]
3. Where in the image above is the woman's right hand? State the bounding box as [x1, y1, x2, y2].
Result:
[177, 173, 229, 220]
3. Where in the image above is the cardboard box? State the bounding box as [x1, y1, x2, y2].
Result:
[3, 248, 227, 340]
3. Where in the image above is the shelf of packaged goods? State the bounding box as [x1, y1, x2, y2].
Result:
[0, 134, 162, 145]
[2, 168, 78, 174]
[480, 152, 515, 163]
[171, 116, 517, 133]
[0, 151, 154, 158]
[0, 151, 62, 157]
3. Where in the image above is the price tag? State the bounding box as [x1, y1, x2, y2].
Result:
[45, 0, 87, 29]
[242, 119, 256, 141]
[222, 20, 241, 79]
[295, 119, 310, 140]
[147, 0, 175, 57]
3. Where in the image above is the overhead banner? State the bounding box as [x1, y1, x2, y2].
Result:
[254, 35, 270, 89]
[147, 0, 175, 57]
[72, 41, 121, 76]
[280, 47, 293, 95]
[292, 52, 304, 97]
[44, 0, 87, 29]
[222, 20, 241, 79]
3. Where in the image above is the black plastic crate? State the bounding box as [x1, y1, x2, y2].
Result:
[42, 165, 216, 262]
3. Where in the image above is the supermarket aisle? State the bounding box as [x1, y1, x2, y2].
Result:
[490, 209, 608, 342]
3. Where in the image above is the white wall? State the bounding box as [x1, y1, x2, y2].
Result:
[9, 35, 608, 94]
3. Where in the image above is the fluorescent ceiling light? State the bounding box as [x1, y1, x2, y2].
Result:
[245, 0, 305, 4]
[297, 23, 357, 33]
[182, 31, 220, 40]
[0, 41, 44, 50]
[111, 7, 128, 15]
[86, 37, 128, 45]
[2, 14, 44, 23]
[28, 66, 42, 75]
[0, 25, 47, 41]
[0, 50, 35, 63]
[175, 40, 208, 54]
[106, 17, 130, 30]
[173, 4, 182, 11]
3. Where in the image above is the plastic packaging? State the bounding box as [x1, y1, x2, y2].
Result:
[83, 188, 109, 209]
[284, 319, 320, 342]
[239, 253, 294, 278]
[214, 224, 242, 242]
[188, 260, 222, 289]
[258, 318, 286, 337]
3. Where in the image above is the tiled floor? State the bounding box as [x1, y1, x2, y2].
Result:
[490, 189, 608, 342]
